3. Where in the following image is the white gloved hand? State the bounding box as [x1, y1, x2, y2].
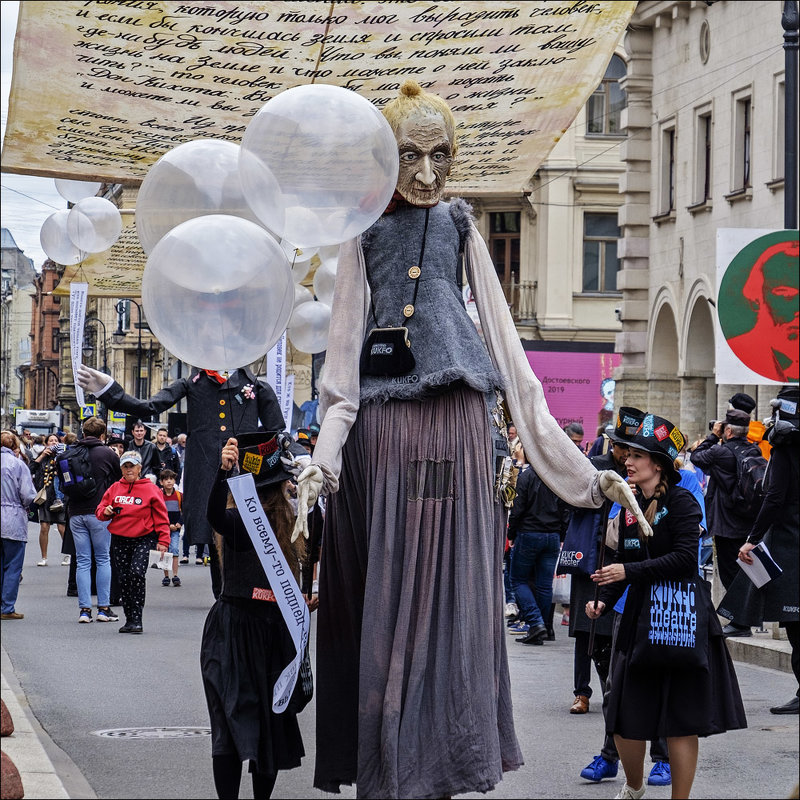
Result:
[146, 473, 158, 484]
[598, 470, 653, 538]
[77, 364, 113, 396]
[280, 452, 312, 479]
[291, 464, 324, 542]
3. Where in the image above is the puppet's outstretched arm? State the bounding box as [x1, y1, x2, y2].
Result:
[463, 224, 651, 534]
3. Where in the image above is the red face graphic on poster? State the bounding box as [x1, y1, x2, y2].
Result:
[719, 232, 799, 382]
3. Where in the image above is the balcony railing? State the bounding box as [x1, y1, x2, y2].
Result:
[499, 280, 537, 323]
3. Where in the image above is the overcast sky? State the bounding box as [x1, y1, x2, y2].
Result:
[1, 1, 66, 269]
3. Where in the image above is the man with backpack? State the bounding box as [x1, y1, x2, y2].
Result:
[691, 407, 765, 637]
[57, 416, 121, 624]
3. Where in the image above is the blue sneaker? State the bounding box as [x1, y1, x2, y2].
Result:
[648, 760, 671, 786]
[507, 620, 530, 635]
[580, 755, 619, 782]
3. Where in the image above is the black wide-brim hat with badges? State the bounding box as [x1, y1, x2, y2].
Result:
[626, 413, 685, 485]
[607, 407, 646, 444]
[236, 431, 294, 488]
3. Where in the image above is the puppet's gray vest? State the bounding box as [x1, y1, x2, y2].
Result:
[359, 199, 503, 403]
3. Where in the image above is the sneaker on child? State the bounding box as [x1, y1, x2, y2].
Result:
[96, 607, 119, 622]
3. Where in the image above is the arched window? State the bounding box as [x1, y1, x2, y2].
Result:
[586, 55, 627, 136]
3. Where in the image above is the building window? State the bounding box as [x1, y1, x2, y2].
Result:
[489, 212, 520, 287]
[774, 78, 785, 181]
[693, 111, 712, 204]
[51, 327, 60, 354]
[586, 54, 627, 135]
[582, 213, 620, 293]
[733, 95, 752, 190]
[659, 125, 676, 214]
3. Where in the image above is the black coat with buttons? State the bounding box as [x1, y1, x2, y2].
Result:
[99, 368, 285, 545]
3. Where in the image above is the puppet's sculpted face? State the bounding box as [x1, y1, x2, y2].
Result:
[395, 109, 453, 206]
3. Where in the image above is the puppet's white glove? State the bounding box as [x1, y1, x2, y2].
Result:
[598, 470, 653, 538]
[280, 453, 312, 479]
[77, 364, 114, 396]
[291, 464, 324, 542]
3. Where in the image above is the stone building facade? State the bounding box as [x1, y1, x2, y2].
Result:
[613, 0, 791, 440]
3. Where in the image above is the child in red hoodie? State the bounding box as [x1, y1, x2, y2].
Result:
[96, 450, 170, 633]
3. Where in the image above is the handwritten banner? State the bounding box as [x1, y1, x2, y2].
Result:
[2, 1, 635, 195]
[55, 211, 146, 296]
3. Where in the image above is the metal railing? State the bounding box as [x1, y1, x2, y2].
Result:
[499, 281, 537, 323]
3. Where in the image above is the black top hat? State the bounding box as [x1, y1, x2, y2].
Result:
[608, 407, 646, 445]
[728, 392, 756, 414]
[236, 431, 294, 488]
[626, 413, 685, 485]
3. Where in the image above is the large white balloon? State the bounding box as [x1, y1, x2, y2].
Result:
[67, 197, 122, 253]
[294, 283, 314, 308]
[136, 139, 262, 254]
[40, 210, 83, 265]
[312, 260, 337, 306]
[239, 84, 398, 249]
[287, 301, 331, 354]
[280, 239, 318, 265]
[142, 215, 293, 371]
[54, 179, 102, 203]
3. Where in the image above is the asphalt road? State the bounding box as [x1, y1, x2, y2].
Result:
[2, 524, 798, 799]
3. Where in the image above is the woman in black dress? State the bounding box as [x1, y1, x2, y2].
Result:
[203, 433, 314, 800]
[588, 413, 746, 800]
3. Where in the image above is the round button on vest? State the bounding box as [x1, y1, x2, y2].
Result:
[403, 304, 415, 318]
[408, 266, 421, 279]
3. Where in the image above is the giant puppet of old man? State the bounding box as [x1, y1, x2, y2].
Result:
[291, 81, 650, 799]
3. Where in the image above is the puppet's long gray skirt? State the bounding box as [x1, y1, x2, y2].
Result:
[313, 385, 522, 799]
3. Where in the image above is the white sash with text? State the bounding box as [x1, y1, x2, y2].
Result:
[228, 472, 309, 714]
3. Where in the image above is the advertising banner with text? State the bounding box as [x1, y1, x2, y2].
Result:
[525, 348, 621, 444]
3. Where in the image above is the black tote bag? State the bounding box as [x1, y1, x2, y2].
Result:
[630, 576, 710, 671]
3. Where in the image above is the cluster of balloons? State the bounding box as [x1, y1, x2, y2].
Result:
[40, 180, 122, 265]
[137, 83, 399, 371]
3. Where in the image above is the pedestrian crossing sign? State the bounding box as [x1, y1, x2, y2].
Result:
[80, 404, 97, 419]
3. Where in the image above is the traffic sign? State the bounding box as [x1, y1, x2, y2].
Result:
[80, 404, 97, 419]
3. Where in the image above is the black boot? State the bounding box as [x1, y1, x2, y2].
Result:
[517, 624, 547, 645]
[769, 696, 799, 715]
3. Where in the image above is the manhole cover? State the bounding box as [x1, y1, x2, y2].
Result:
[91, 727, 211, 739]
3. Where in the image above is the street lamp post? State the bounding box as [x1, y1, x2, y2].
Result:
[84, 316, 108, 373]
[114, 299, 147, 399]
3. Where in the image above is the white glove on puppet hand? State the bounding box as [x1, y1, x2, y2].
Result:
[77, 364, 113, 396]
[280, 453, 312, 479]
[598, 470, 653, 538]
[291, 464, 324, 543]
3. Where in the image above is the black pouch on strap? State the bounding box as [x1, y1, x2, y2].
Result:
[359, 327, 415, 377]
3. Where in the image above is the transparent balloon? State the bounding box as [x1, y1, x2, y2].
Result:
[67, 197, 122, 253]
[54, 179, 103, 204]
[317, 244, 340, 268]
[142, 215, 294, 371]
[240, 84, 398, 249]
[294, 283, 314, 308]
[280, 239, 318, 265]
[287, 301, 331, 354]
[40, 210, 83, 265]
[291, 259, 311, 284]
[136, 139, 263, 254]
[313, 260, 337, 306]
